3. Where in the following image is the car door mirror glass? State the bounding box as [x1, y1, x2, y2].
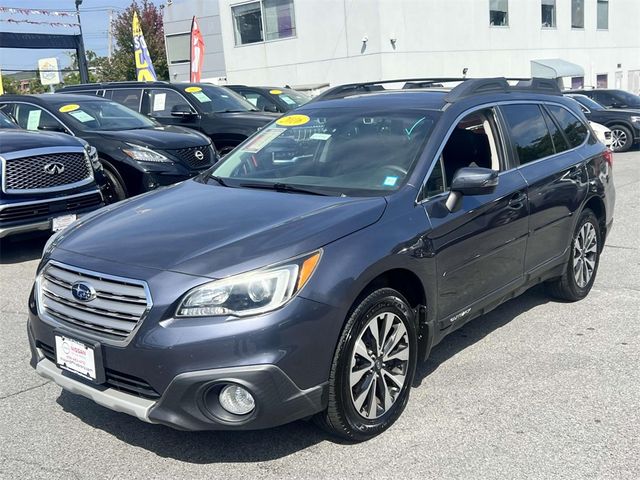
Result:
[263, 103, 279, 113]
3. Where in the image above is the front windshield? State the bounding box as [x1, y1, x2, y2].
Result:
[570, 95, 604, 111]
[0, 110, 18, 129]
[271, 89, 311, 107]
[182, 85, 257, 113]
[54, 100, 157, 131]
[612, 90, 640, 107]
[210, 107, 440, 196]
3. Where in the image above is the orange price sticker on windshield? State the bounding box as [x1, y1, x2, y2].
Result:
[276, 114, 310, 127]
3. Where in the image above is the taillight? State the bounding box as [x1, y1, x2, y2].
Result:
[603, 149, 613, 168]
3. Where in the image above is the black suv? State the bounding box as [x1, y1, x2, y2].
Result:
[0, 110, 103, 238]
[569, 88, 640, 110]
[0, 94, 216, 203]
[29, 78, 614, 441]
[226, 85, 311, 113]
[57, 82, 278, 155]
[565, 93, 640, 152]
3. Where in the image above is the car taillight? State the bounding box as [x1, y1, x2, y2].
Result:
[603, 149, 613, 168]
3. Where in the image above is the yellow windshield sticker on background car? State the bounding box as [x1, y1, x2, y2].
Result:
[185, 86, 202, 93]
[276, 114, 310, 127]
[59, 104, 80, 113]
[269, 89, 283, 95]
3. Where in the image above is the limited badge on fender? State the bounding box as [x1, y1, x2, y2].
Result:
[276, 114, 310, 127]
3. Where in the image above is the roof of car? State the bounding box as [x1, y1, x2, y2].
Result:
[299, 89, 450, 111]
[0, 93, 111, 104]
[57, 81, 225, 91]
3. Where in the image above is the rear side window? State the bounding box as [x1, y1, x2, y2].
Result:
[145, 89, 194, 117]
[501, 104, 554, 165]
[546, 105, 588, 148]
[107, 89, 142, 112]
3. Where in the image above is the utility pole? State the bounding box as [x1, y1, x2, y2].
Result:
[107, 9, 113, 59]
[75, 0, 89, 83]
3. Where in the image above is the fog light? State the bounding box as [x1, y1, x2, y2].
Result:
[219, 384, 255, 415]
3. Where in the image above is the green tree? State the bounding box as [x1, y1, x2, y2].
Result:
[27, 78, 48, 94]
[100, 0, 168, 81]
[63, 50, 101, 85]
[1, 75, 20, 94]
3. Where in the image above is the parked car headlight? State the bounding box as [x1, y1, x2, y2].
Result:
[176, 250, 322, 317]
[122, 143, 172, 163]
[631, 116, 640, 125]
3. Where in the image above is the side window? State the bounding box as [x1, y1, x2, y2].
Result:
[423, 108, 503, 198]
[13, 104, 64, 132]
[240, 91, 280, 112]
[501, 104, 554, 165]
[592, 91, 615, 107]
[146, 89, 194, 117]
[107, 88, 142, 111]
[546, 105, 588, 148]
[541, 108, 569, 153]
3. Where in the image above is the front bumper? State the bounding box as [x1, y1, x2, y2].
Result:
[29, 329, 326, 430]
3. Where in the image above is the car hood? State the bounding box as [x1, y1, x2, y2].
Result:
[0, 129, 83, 154]
[94, 125, 209, 149]
[55, 179, 386, 278]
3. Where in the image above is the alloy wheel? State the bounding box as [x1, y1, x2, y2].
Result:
[610, 128, 628, 151]
[573, 222, 598, 288]
[349, 312, 410, 419]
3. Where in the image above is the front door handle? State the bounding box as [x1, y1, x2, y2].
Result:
[508, 192, 527, 210]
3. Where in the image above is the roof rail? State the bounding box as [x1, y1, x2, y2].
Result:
[58, 80, 171, 90]
[310, 76, 562, 104]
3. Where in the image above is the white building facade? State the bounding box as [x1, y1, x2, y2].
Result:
[163, 0, 640, 92]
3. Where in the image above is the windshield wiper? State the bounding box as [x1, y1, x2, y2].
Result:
[209, 175, 232, 187]
[238, 182, 332, 196]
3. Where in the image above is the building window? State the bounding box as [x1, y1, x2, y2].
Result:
[597, 0, 609, 29]
[571, 77, 584, 89]
[232, 0, 296, 46]
[597, 74, 608, 88]
[541, 0, 556, 28]
[571, 0, 584, 28]
[489, 0, 508, 26]
[165, 33, 191, 64]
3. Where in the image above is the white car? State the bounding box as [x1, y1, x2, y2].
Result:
[589, 121, 613, 149]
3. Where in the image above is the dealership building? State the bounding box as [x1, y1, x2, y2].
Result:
[162, 0, 640, 93]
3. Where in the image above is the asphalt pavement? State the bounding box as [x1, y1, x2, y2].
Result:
[0, 152, 638, 480]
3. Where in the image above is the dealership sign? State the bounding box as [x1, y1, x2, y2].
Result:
[38, 57, 61, 86]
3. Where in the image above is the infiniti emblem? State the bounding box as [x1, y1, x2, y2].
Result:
[43, 162, 65, 175]
[71, 281, 96, 302]
[194, 149, 204, 161]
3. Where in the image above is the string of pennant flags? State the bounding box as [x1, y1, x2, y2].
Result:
[0, 18, 79, 27]
[0, 6, 76, 17]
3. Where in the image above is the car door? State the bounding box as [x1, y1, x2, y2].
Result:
[500, 103, 588, 274]
[420, 106, 529, 325]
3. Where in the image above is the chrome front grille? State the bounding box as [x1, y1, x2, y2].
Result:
[38, 262, 151, 341]
[2, 149, 92, 194]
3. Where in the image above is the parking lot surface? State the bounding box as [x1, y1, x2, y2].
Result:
[0, 152, 638, 480]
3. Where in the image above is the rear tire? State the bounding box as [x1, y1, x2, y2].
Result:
[315, 288, 418, 442]
[546, 209, 601, 301]
[610, 124, 633, 152]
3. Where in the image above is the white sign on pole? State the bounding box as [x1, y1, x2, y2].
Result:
[38, 58, 62, 86]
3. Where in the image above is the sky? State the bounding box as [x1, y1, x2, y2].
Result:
[0, 0, 139, 74]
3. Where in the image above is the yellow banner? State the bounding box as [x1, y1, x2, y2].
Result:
[132, 12, 157, 81]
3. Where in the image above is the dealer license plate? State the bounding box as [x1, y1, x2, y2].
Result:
[55, 335, 97, 381]
[52, 214, 77, 232]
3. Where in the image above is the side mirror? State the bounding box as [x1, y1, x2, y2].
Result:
[171, 104, 196, 117]
[263, 103, 279, 113]
[38, 124, 66, 133]
[445, 167, 499, 212]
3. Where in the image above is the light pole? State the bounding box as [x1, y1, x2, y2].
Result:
[75, 0, 89, 83]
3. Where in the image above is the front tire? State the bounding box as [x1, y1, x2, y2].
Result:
[610, 124, 633, 152]
[546, 209, 601, 301]
[315, 288, 418, 441]
[102, 168, 127, 204]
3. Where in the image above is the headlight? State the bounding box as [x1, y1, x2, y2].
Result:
[631, 116, 640, 124]
[87, 145, 101, 170]
[176, 250, 322, 317]
[122, 143, 172, 163]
